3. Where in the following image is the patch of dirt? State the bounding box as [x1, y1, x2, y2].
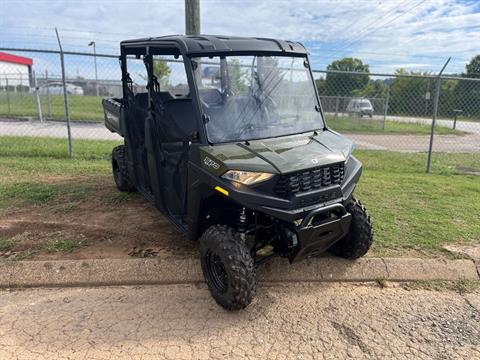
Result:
[0, 178, 197, 261]
[443, 244, 480, 261]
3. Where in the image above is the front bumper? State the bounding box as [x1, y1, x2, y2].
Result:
[288, 203, 351, 262]
[187, 154, 361, 242]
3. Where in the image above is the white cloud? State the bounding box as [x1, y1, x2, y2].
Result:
[389, 63, 432, 68]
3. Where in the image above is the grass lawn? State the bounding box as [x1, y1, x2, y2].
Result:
[0, 136, 479, 258]
[0, 92, 468, 135]
[326, 115, 464, 135]
[354, 151, 480, 257]
[0, 93, 104, 122]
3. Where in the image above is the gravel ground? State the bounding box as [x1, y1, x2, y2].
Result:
[0, 282, 479, 359]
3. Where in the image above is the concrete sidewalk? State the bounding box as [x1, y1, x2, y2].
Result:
[0, 257, 478, 288]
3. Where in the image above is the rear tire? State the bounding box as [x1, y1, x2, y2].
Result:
[112, 145, 136, 192]
[199, 225, 256, 310]
[329, 197, 373, 259]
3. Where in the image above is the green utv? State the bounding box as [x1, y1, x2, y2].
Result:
[103, 35, 373, 310]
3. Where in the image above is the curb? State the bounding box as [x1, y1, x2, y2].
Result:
[0, 257, 478, 288]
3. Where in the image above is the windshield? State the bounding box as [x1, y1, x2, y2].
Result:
[360, 101, 372, 109]
[193, 55, 324, 143]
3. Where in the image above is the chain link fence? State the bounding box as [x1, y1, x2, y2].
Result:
[1, 47, 479, 172]
[313, 69, 480, 173]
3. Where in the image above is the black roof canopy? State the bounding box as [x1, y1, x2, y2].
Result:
[120, 35, 308, 56]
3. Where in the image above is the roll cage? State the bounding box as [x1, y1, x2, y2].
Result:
[119, 35, 323, 145]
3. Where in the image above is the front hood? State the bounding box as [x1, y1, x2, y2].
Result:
[201, 130, 354, 174]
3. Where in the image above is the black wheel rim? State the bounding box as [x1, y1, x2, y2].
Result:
[205, 250, 228, 294]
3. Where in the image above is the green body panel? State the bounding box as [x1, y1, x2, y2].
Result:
[199, 130, 354, 175]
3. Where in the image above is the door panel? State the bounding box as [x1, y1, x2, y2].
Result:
[123, 56, 153, 197]
[144, 97, 195, 222]
[134, 51, 199, 228]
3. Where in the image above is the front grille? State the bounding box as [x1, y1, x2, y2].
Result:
[274, 163, 345, 198]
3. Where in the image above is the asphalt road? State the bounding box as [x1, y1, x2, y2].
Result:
[1, 283, 479, 359]
[349, 133, 480, 153]
[1, 117, 479, 153]
[387, 115, 480, 134]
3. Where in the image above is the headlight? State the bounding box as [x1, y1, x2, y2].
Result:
[345, 143, 356, 164]
[222, 170, 274, 185]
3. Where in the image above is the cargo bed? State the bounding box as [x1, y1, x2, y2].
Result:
[103, 97, 124, 137]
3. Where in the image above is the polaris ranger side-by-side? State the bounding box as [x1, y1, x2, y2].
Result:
[103, 35, 373, 310]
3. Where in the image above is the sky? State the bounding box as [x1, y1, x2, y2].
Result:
[1, 0, 480, 79]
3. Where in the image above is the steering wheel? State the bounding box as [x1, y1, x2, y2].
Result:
[199, 88, 224, 109]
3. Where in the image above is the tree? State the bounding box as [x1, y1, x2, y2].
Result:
[315, 77, 326, 95]
[153, 59, 172, 87]
[454, 55, 480, 118]
[438, 79, 459, 116]
[227, 58, 248, 93]
[465, 55, 480, 78]
[352, 79, 387, 98]
[388, 69, 432, 116]
[325, 58, 370, 96]
[137, 58, 172, 87]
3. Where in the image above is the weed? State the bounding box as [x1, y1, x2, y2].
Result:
[0, 238, 15, 252]
[45, 238, 86, 253]
[402, 280, 480, 294]
[100, 192, 134, 205]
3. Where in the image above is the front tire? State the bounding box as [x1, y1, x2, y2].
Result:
[199, 225, 256, 310]
[112, 145, 136, 192]
[329, 197, 373, 259]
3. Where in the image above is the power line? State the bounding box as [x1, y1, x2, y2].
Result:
[0, 30, 122, 43]
[336, 0, 428, 52]
[0, 32, 118, 43]
[0, 25, 144, 38]
[337, 0, 412, 42]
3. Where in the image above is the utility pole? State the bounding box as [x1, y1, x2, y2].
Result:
[185, 0, 200, 35]
[88, 41, 99, 96]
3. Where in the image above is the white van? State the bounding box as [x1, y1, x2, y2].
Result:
[346, 98, 373, 117]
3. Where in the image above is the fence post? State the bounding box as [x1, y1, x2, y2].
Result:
[55, 28, 73, 157]
[426, 58, 450, 173]
[6, 77, 11, 115]
[33, 71, 43, 122]
[334, 97, 339, 120]
[45, 69, 52, 118]
[382, 83, 390, 131]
